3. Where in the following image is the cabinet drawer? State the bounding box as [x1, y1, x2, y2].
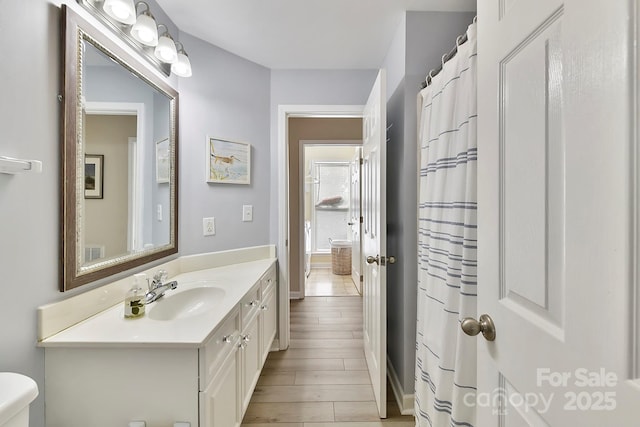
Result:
[260, 264, 276, 295]
[240, 285, 260, 329]
[200, 308, 240, 390]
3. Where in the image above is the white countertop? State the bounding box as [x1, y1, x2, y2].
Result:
[39, 258, 276, 348]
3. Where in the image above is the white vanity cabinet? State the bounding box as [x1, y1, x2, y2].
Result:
[43, 259, 278, 427]
[260, 264, 277, 363]
[199, 307, 242, 427]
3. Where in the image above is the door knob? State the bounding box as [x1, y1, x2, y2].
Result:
[367, 255, 396, 265]
[461, 314, 496, 341]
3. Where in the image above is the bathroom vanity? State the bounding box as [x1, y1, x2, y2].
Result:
[39, 249, 277, 427]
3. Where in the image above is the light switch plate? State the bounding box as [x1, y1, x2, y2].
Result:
[203, 217, 215, 236]
[242, 205, 253, 222]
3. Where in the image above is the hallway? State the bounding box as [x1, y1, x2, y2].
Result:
[306, 267, 360, 296]
[242, 296, 414, 426]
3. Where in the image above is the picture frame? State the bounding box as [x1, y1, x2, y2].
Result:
[206, 136, 251, 184]
[156, 137, 170, 183]
[84, 154, 104, 199]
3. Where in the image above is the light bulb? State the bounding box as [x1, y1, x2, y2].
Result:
[102, 0, 136, 25]
[154, 36, 178, 63]
[171, 52, 192, 77]
[130, 13, 158, 46]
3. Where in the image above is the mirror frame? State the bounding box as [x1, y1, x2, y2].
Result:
[61, 5, 179, 291]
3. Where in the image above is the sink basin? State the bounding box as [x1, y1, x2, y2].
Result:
[148, 287, 225, 321]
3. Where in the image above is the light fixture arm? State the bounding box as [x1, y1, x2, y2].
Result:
[134, 1, 153, 18]
[157, 24, 173, 39]
[175, 41, 188, 56]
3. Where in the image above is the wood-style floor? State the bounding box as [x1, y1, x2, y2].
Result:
[241, 295, 415, 426]
[305, 267, 360, 297]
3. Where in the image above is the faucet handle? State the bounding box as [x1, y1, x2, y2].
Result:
[153, 269, 168, 282]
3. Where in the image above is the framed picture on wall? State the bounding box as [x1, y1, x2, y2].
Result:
[84, 154, 104, 199]
[206, 136, 251, 184]
[156, 138, 170, 184]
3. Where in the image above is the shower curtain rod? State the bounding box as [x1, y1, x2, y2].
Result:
[421, 16, 477, 89]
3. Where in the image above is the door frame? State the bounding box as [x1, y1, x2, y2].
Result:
[84, 101, 145, 253]
[276, 104, 364, 350]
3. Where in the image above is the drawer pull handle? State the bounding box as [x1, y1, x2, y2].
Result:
[260, 305, 268, 310]
[222, 335, 233, 343]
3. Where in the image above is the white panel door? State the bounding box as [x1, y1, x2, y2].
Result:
[350, 148, 363, 294]
[477, 0, 638, 424]
[362, 70, 387, 418]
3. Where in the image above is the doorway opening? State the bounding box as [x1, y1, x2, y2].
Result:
[303, 144, 362, 296]
[286, 116, 363, 300]
[83, 102, 145, 262]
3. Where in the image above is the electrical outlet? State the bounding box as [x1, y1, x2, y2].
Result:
[203, 217, 215, 236]
[242, 205, 253, 222]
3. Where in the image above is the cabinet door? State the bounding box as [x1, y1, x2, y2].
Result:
[240, 315, 260, 416]
[260, 288, 277, 364]
[200, 348, 240, 427]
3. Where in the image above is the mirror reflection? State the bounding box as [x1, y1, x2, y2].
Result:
[81, 41, 171, 267]
[61, 5, 178, 291]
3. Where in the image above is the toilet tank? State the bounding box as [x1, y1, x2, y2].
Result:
[0, 373, 39, 427]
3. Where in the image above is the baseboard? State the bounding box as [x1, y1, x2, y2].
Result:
[387, 357, 415, 416]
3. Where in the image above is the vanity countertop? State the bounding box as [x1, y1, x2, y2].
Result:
[39, 258, 276, 348]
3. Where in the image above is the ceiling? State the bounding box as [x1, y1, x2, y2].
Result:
[154, 0, 477, 70]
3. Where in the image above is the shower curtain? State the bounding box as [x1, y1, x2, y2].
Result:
[415, 22, 477, 427]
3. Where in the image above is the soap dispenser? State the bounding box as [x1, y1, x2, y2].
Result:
[124, 273, 147, 318]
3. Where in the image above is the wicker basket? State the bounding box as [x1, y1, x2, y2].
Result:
[330, 240, 352, 275]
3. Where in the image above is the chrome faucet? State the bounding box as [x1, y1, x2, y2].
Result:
[145, 270, 178, 304]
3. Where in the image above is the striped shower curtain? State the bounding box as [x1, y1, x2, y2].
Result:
[415, 22, 478, 427]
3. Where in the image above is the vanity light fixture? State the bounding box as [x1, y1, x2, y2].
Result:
[76, 0, 192, 77]
[154, 24, 178, 64]
[102, 0, 136, 25]
[130, 2, 158, 46]
[171, 42, 192, 77]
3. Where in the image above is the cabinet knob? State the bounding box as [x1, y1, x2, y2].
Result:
[247, 300, 259, 307]
[242, 334, 251, 343]
[239, 342, 247, 350]
[260, 304, 268, 310]
[222, 335, 233, 343]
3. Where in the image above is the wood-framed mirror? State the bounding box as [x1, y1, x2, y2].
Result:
[61, 5, 179, 291]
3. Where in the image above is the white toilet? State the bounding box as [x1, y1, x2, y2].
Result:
[0, 373, 39, 427]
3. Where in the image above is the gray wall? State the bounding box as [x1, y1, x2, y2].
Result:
[177, 32, 271, 255]
[1, 2, 64, 426]
[384, 10, 476, 395]
[269, 69, 378, 259]
[0, 3, 474, 426]
[153, 91, 171, 246]
[0, 2, 179, 426]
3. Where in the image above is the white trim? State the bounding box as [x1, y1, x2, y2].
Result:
[289, 291, 303, 300]
[387, 357, 415, 416]
[277, 104, 364, 351]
